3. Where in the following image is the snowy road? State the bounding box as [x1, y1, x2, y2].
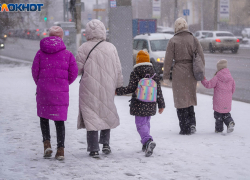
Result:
[1, 37, 250, 103]
[1, 63, 250, 180]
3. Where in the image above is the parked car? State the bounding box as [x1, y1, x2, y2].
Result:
[39, 28, 49, 39]
[0, 38, 4, 49]
[194, 30, 212, 39]
[241, 28, 250, 38]
[133, 33, 173, 75]
[199, 31, 240, 53]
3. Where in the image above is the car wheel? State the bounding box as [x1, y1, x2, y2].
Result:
[231, 48, 238, 54]
[209, 44, 215, 53]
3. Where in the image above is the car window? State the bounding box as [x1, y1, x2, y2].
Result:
[216, 33, 233, 37]
[142, 40, 149, 50]
[133, 40, 138, 49]
[202, 32, 208, 36]
[206, 33, 213, 38]
[137, 40, 144, 50]
[150, 39, 169, 51]
[195, 32, 200, 37]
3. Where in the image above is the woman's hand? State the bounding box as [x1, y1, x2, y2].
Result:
[159, 108, 164, 114]
[163, 79, 172, 86]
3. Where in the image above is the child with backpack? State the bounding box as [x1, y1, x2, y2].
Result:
[201, 59, 235, 133]
[116, 50, 165, 157]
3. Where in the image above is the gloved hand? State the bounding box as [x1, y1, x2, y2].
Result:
[163, 79, 172, 86]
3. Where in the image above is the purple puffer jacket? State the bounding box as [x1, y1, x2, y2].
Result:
[201, 68, 235, 113]
[32, 36, 78, 121]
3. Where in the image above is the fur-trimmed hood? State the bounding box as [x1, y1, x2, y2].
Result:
[133, 62, 152, 69]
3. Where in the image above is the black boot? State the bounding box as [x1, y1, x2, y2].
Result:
[102, 144, 111, 154]
[89, 151, 99, 158]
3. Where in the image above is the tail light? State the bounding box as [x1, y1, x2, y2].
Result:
[43, 32, 46, 35]
[215, 39, 221, 42]
[27, 32, 30, 35]
[83, 33, 86, 36]
[37, 34, 40, 36]
[236, 39, 240, 43]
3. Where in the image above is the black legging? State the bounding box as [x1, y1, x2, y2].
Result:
[40, 117, 65, 148]
[176, 106, 196, 134]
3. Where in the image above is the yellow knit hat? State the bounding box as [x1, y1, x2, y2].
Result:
[136, 50, 150, 64]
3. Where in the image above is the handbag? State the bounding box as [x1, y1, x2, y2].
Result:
[79, 40, 104, 83]
[192, 36, 205, 81]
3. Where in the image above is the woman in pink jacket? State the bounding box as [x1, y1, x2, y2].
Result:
[32, 26, 78, 160]
[201, 59, 235, 133]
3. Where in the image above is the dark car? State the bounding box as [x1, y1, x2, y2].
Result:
[0, 39, 5, 49]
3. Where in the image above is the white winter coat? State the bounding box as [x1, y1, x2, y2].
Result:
[76, 19, 123, 131]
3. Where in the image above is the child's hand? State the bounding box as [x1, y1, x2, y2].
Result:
[203, 76, 206, 80]
[159, 108, 164, 114]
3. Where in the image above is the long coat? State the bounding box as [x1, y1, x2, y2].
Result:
[116, 63, 165, 116]
[201, 68, 235, 113]
[76, 19, 123, 131]
[32, 36, 78, 121]
[163, 30, 205, 109]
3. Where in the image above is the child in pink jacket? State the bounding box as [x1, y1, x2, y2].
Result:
[201, 59, 235, 133]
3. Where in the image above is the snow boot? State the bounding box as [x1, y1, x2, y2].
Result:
[142, 144, 146, 152]
[55, 147, 64, 160]
[43, 140, 53, 158]
[227, 121, 235, 133]
[215, 130, 223, 133]
[190, 125, 196, 134]
[102, 144, 111, 154]
[145, 140, 156, 157]
[89, 151, 99, 158]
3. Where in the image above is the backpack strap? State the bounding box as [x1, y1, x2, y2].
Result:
[144, 73, 156, 79]
[79, 40, 104, 83]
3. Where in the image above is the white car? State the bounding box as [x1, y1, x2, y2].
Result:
[242, 28, 250, 38]
[133, 33, 173, 75]
[199, 31, 240, 53]
[194, 30, 212, 39]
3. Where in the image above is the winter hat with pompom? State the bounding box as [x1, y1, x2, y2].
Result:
[217, 59, 227, 72]
[136, 50, 150, 64]
[49, 26, 64, 39]
[174, 17, 188, 34]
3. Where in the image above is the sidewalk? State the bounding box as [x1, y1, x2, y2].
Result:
[0, 64, 250, 180]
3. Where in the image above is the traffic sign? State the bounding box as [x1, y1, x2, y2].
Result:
[183, 9, 190, 16]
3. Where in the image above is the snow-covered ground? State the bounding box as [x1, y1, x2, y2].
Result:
[1, 64, 250, 180]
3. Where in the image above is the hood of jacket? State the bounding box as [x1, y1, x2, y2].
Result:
[86, 19, 106, 41]
[216, 68, 233, 83]
[133, 63, 155, 79]
[40, 36, 66, 54]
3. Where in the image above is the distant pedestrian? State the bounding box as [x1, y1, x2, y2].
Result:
[116, 50, 165, 157]
[201, 59, 235, 133]
[76, 19, 123, 158]
[32, 26, 78, 160]
[163, 17, 205, 135]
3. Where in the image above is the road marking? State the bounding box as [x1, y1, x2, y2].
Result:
[0, 55, 31, 64]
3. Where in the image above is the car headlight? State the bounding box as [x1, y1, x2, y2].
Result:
[4, 34, 7, 38]
[156, 57, 164, 63]
[0, 44, 4, 47]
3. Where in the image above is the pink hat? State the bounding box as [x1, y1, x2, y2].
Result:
[49, 26, 63, 39]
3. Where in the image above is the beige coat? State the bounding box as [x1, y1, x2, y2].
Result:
[76, 19, 123, 131]
[163, 30, 205, 109]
